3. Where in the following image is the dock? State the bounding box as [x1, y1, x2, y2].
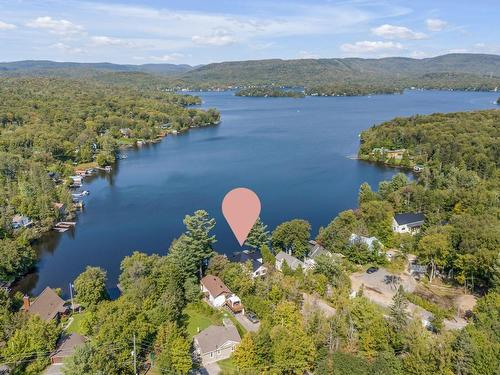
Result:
[53, 221, 76, 233]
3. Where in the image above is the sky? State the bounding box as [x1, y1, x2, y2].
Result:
[0, 0, 499, 65]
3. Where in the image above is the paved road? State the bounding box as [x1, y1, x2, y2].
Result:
[235, 314, 260, 332]
[43, 363, 63, 375]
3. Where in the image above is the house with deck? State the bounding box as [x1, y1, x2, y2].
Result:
[230, 250, 267, 278]
[194, 324, 241, 364]
[23, 287, 67, 322]
[392, 213, 425, 234]
[200, 275, 244, 314]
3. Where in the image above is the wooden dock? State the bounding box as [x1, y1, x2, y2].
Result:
[53, 222, 76, 232]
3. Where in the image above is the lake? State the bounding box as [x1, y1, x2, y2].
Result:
[17, 90, 498, 298]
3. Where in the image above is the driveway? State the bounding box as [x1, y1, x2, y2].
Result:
[202, 362, 221, 375]
[235, 314, 260, 332]
[43, 363, 64, 375]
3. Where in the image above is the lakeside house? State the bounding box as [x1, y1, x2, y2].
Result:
[349, 233, 383, 252]
[193, 324, 241, 364]
[371, 147, 406, 160]
[11, 214, 33, 230]
[304, 240, 332, 268]
[69, 175, 83, 187]
[392, 213, 425, 234]
[23, 287, 67, 322]
[275, 251, 304, 271]
[200, 275, 244, 314]
[230, 250, 267, 278]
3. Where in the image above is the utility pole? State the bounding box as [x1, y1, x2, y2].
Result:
[133, 333, 137, 375]
[69, 283, 75, 313]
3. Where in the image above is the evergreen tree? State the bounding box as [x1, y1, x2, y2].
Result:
[245, 218, 270, 249]
[260, 244, 275, 265]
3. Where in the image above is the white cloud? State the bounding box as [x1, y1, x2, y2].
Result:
[341, 40, 404, 54]
[27, 16, 83, 35]
[298, 50, 319, 59]
[371, 24, 426, 40]
[148, 53, 185, 62]
[49, 42, 84, 54]
[0, 20, 16, 30]
[192, 31, 236, 46]
[426, 18, 447, 32]
[90, 36, 130, 47]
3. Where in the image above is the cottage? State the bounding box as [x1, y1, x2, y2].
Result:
[201, 275, 231, 308]
[23, 287, 67, 322]
[304, 240, 331, 268]
[50, 333, 86, 364]
[11, 214, 33, 229]
[349, 233, 383, 252]
[275, 251, 304, 271]
[392, 213, 425, 234]
[194, 325, 241, 364]
[230, 250, 267, 278]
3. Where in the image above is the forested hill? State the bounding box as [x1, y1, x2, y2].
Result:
[0, 60, 193, 77]
[178, 53, 500, 89]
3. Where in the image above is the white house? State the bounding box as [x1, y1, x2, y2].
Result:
[200, 275, 231, 308]
[349, 233, 383, 252]
[194, 324, 241, 364]
[275, 251, 304, 271]
[392, 213, 425, 234]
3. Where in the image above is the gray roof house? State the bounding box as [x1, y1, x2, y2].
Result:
[392, 213, 425, 234]
[304, 240, 331, 269]
[194, 325, 241, 364]
[275, 251, 304, 272]
[11, 214, 33, 230]
[349, 234, 383, 252]
[230, 250, 267, 278]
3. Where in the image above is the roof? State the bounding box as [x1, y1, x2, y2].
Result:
[394, 213, 425, 227]
[52, 333, 86, 358]
[276, 251, 304, 270]
[308, 240, 329, 259]
[349, 234, 381, 250]
[230, 250, 263, 272]
[27, 287, 66, 322]
[201, 275, 231, 298]
[194, 325, 241, 354]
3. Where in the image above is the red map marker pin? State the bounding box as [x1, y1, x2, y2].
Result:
[222, 188, 261, 246]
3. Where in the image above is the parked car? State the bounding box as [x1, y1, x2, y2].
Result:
[245, 311, 259, 324]
[366, 267, 379, 274]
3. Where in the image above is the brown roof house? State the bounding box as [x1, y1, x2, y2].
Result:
[194, 324, 241, 365]
[23, 287, 67, 322]
[200, 275, 244, 314]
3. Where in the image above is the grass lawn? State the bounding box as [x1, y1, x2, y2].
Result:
[218, 357, 238, 374]
[184, 303, 223, 339]
[66, 311, 89, 335]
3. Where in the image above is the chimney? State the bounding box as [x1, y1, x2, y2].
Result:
[23, 295, 30, 311]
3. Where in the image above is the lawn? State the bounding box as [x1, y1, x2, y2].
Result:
[184, 302, 223, 339]
[218, 357, 238, 374]
[65, 311, 89, 335]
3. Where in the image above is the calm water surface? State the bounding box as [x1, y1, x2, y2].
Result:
[17, 90, 498, 297]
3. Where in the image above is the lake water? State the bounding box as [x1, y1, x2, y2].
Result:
[17, 90, 498, 298]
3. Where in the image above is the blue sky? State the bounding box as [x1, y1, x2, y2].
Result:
[0, 0, 498, 65]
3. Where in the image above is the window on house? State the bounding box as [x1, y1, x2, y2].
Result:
[210, 352, 214, 358]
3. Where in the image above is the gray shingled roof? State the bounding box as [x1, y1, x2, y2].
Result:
[394, 213, 425, 227]
[194, 325, 241, 354]
[276, 251, 304, 270]
[308, 240, 329, 259]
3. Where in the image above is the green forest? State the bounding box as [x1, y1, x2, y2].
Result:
[235, 87, 305, 98]
[0, 78, 219, 284]
[0, 98, 498, 374]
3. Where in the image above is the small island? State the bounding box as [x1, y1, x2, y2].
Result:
[235, 87, 305, 98]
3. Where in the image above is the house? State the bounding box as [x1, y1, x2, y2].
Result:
[69, 175, 83, 187]
[392, 213, 425, 234]
[119, 128, 131, 138]
[50, 333, 86, 364]
[230, 250, 267, 278]
[304, 240, 331, 268]
[11, 214, 33, 229]
[194, 324, 241, 364]
[23, 287, 67, 322]
[201, 275, 231, 308]
[275, 251, 304, 271]
[349, 234, 383, 252]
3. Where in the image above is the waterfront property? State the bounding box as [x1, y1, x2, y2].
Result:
[11, 214, 33, 229]
[23, 287, 67, 322]
[392, 213, 425, 234]
[275, 251, 305, 271]
[230, 250, 267, 278]
[304, 240, 331, 268]
[50, 333, 86, 364]
[193, 324, 241, 364]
